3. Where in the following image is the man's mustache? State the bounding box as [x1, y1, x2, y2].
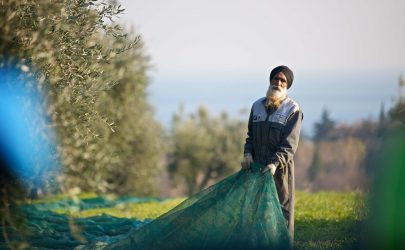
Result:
[267, 87, 282, 96]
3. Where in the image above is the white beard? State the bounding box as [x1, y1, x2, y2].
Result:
[265, 87, 287, 109]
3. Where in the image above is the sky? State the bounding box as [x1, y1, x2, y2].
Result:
[117, 0, 405, 135]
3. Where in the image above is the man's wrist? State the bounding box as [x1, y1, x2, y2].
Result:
[244, 153, 253, 161]
[241, 153, 253, 169]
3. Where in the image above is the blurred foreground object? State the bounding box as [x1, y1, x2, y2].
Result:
[364, 130, 405, 249]
[362, 75, 405, 249]
[0, 63, 59, 197]
[0, 62, 59, 249]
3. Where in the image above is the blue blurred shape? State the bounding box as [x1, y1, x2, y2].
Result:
[0, 63, 58, 190]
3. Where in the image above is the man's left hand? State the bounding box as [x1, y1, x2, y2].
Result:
[261, 163, 276, 175]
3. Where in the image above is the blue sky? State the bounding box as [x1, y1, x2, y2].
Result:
[118, 0, 405, 135]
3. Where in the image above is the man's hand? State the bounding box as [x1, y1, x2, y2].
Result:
[241, 153, 253, 169]
[261, 163, 276, 175]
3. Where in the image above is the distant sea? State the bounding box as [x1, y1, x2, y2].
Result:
[146, 70, 403, 137]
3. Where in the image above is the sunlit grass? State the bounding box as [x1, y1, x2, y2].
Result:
[53, 198, 186, 220]
[294, 191, 367, 250]
[295, 191, 367, 220]
[28, 192, 99, 204]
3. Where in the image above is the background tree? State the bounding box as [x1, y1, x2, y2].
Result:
[388, 76, 405, 129]
[313, 108, 336, 141]
[168, 106, 246, 195]
[307, 108, 335, 183]
[307, 147, 322, 182]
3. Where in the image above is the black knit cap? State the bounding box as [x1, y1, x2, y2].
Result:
[269, 65, 294, 89]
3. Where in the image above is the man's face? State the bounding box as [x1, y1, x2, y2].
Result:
[270, 72, 288, 92]
[267, 71, 288, 100]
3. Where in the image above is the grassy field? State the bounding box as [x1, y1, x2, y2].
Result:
[34, 190, 366, 250]
[293, 191, 366, 250]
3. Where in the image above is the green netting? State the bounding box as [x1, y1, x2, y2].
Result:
[0, 205, 147, 250]
[1, 163, 291, 250]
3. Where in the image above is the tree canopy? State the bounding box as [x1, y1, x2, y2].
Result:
[169, 106, 247, 195]
[0, 0, 163, 197]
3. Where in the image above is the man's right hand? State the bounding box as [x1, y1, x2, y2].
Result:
[241, 153, 253, 169]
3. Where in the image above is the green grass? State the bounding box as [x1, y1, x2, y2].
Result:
[294, 191, 366, 250]
[27, 192, 99, 204]
[52, 197, 186, 220]
[35, 191, 367, 250]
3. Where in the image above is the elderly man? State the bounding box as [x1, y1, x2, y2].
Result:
[241, 65, 303, 240]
